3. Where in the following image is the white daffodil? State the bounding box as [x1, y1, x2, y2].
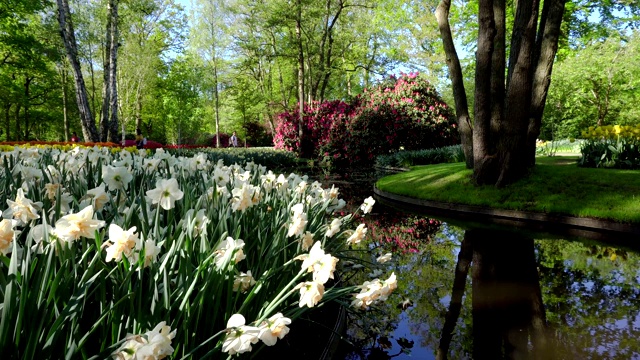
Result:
[346, 223, 367, 245]
[146, 178, 184, 210]
[287, 203, 307, 237]
[111, 321, 176, 360]
[29, 223, 53, 254]
[104, 224, 139, 263]
[295, 281, 325, 308]
[3, 188, 42, 225]
[230, 183, 256, 212]
[222, 314, 260, 355]
[300, 231, 314, 251]
[376, 253, 393, 264]
[297, 241, 339, 284]
[325, 218, 341, 237]
[44, 183, 62, 201]
[0, 219, 18, 256]
[135, 321, 176, 359]
[258, 313, 291, 346]
[233, 271, 256, 293]
[82, 184, 110, 212]
[183, 209, 210, 237]
[214, 237, 246, 269]
[360, 196, 376, 214]
[102, 165, 133, 191]
[53, 205, 106, 243]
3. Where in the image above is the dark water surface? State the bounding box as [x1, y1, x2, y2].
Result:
[334, 219, 640, 360]
[322, 171, 640, 360]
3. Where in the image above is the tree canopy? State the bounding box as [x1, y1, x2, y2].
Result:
[0, 0, 638, 152]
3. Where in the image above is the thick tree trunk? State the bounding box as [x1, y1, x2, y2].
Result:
[56, 0, 99, 142]
[490, 0, 505, 144]
[496, 0, 539, 187]
[526, 0, 566, 167]
[107, 0, 120, 143]
[472, 0, 498, 185]
[470, 230, 548, 359]
[435, 0, 474, 169]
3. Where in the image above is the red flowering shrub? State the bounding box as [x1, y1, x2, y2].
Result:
[366, 215, 442, 254]
[273, 72, 459, 167]
[273, 100, 355, 158]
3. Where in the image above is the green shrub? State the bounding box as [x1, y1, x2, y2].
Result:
[579, 138, 640, 169]
[375, 145, 465, 168]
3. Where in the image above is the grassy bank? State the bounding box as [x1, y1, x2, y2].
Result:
[375, 156, 640, 223]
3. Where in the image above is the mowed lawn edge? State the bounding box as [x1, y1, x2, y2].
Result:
[375, 156, 640, 224]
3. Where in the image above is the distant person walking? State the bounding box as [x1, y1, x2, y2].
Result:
[71, 132, 80, 142]
[230, 131, 238, 147]
[135, 128, 147, 149]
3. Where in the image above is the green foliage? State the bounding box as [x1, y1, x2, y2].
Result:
[535, 139, 582, 157]
[543, 32, 640, 140]
[165, 147, 299, 172]
[579, 138, 640, 169]
[375, 145, 465, 168]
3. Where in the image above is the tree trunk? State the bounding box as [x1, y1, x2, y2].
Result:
[56, 0, 99, 142]
[435, 0, 474, 169]
[436, 233, 473, 360]
[526, 0, 566, 167]
[295, 0, 307, 157]
[470, 230, 548, 359]
[107, 0, 120, 143]
[15, 104, 21, 141]
[4, 103, 11, 141]
[24, 76, 33, 140]
[100, 8, 112, 142]
[213, 52, 220, 148]
[472, 0, 498, 185]
[496, 0, 539, 187]
[59, 62, 70, 141]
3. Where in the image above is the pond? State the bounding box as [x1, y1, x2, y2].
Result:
[319, 170, 640, 360]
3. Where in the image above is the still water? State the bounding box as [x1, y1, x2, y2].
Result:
[335, 217, 640, 360]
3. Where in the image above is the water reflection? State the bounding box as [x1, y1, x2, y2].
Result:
[338, 223, 640, 360]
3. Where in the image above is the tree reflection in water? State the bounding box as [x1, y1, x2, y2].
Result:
[338, 222, 640, 360]
[438, 229, 548, 360]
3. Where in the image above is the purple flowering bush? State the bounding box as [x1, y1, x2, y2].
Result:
[273, 73, 460, 167]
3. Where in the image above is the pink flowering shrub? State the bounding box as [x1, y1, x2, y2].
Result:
[366, 215, 442, 254]
[272, 100, 356, 158]
[273, 73, 459, 167]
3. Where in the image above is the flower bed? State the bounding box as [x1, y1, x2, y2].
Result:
[579, 125, 640, 169]
[0, 145, 397, 359]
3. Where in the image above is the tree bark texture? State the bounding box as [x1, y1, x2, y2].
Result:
[496, 0, 539, 187]
[295, 0, 308, 157]
[99, 5, 112, 142]
[56, 0, 99, 142]
[107, 0, 120, 143]
[435, 0, 474, 169]
[472, 0, 498, 185]
[526, 0, 567, 167]
[467, 0, 565, 187]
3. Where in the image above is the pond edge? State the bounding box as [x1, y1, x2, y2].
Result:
[374, 186, 640, 245]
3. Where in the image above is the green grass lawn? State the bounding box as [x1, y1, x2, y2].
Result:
[375, 156, 640, 224]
